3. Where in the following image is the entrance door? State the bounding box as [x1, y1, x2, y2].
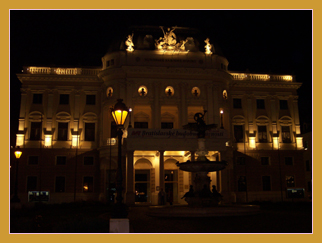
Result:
[165, 170, 178, 204]
[135, 169, 150, 203]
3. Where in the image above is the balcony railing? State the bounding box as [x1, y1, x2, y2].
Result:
[230, 72, 293, 82]
[24, 67, 101, 76]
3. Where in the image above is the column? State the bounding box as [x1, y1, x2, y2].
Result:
[125, 150, 135, 205]
[159, 150, 165, 191]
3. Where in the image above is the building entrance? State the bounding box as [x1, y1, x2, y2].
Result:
[165, 169, 178, 204]
[135, 169, 151, 203]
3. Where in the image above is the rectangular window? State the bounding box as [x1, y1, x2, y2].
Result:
[234, 125, 244, 143]
[84, 156, 94, 165]
[85, 123, 95, 141]
[59, 94, 69, 105]
[261, 157, 269, 165]
[280, 100, 288, 110]
[286, 176, 295, 187]
[285, 157, 293, 165]
[28, 156, 38, 165]
[32, 94, 42, 104]
[86, 95, 96, 105]
[83, 176, 94, 192]
[256, 99, 265, 109]
[30, 122, 42, 140]
[56, 156, 67, 165]
[57, 122, 68, 141]
[237, 157, 245, 165]
[134, 122, 148, 128]
[27, 176, 37, 191]
[238, 176, 247, 192]
[258, 125, 267, 142]
[233, 98, 242, 109]
[262, 176, 271, 191]
[161, 122, 173, 129]
[281, 126, 291, 143]
[55, 176, 65, 192]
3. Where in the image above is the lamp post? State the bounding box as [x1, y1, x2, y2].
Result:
[128, 108, 132, 128]
[220, 109, 224, 129]
[11, 147, 22, 203]
[110, 99, 129, 218]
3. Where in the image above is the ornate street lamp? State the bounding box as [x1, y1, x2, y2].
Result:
[11, 147, 22, 203]
[110, 99, 129, 218]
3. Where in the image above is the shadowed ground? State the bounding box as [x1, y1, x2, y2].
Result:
[10, 201, 312, 233]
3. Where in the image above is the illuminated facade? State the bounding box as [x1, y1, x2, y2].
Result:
[12, 26, 308, 205]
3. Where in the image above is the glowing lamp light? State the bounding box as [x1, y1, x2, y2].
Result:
[273, 137, 279, 149]
[72, 135, 80, 147]
[111, 99, 129, 126]
[16, 134, 24, 146]
[296, 137, 303, 149]
[249, 137, 256, 149]
[14, 148, 22, 159]
[44, 135, 52, 147]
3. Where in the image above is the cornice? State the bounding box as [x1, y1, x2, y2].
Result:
[17, 74, 101, 83]
[230, 81, 302, 89]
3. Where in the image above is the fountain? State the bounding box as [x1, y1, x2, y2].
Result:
[176, 111, 227, 207]
[147, 111, 260, 217]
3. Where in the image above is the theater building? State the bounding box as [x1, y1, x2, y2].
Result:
[11, 26, 308, 205]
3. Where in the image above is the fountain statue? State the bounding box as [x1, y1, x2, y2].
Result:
[177, 111, 227, 207]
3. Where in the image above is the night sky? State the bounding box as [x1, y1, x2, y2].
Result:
[9, 10, 312, 146]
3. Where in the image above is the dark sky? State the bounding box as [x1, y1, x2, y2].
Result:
[9, 10, 312, 146]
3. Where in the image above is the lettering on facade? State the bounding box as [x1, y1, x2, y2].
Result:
[128, 129, 226, 139]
